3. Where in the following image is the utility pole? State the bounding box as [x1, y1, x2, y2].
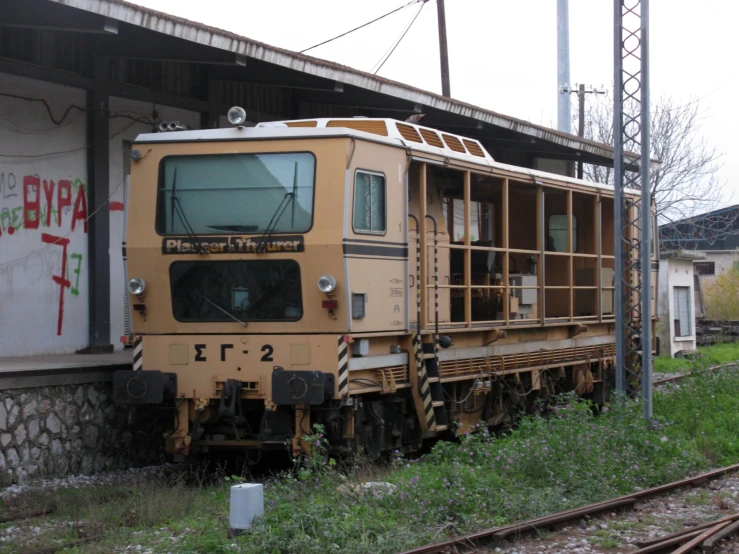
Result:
[565, 83, 606, 178]
[437, 0, 451, 97]
[556, 0, 571, 133]
[614, 0, 652, 421]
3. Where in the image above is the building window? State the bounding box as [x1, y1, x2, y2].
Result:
[673, 286, 692, 337]
[547, 214, 577, 252]
[353, 171, 386, 234]
[694, 261, 715, 275]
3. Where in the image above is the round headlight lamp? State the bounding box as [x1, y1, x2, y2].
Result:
[227, 106, 247, 126]
[317, 275, 337, 294]
[128, 277, 147, 296]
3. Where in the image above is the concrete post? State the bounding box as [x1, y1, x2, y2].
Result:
[229, 483, 264, 536]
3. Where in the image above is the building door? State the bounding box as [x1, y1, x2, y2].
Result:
[674, 286, 691, 337]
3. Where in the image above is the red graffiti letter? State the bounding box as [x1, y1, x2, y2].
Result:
[42, 179, 55, 227]
[23, 176, 40, 230]
[71, 185, 87, 233]
[57, 180, 72, 228]
[41, 233, 71, 336]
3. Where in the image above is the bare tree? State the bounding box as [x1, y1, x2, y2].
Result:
[577, 93, 732, 245]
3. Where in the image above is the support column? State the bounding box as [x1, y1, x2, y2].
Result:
[538, 186, 545, 325]
[639, 0, 653, 419]
[567, 189, 573, 321]
[290, 90, 304, 120]
[85, 55, 111, 351]
[463, 172, 471, 326]
[502, 179, 510, 324]
[201, 78, 223, 129]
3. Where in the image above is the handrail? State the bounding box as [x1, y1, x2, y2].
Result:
[408, 214, 421, 338]
[425, 214, 439, 351]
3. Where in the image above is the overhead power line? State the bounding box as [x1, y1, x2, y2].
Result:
[371, 1, 428, 75]
[299, 0, 420, 54]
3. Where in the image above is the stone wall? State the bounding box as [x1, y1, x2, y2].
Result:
[0, 382, 168, 485]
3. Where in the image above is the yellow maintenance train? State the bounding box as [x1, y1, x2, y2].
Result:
[114, 110, 657, 461]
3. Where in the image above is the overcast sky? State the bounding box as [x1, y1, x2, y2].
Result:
[135, 0, 737, 206]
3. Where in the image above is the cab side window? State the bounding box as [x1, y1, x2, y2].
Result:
[353, 171, 386, 234]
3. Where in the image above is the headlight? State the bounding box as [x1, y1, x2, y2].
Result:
[317, 275, 337, 294]
[128, 277, 147, 296]
[227, 106, 247, 126]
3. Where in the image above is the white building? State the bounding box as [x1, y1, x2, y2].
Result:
[657, 250, 704, 357]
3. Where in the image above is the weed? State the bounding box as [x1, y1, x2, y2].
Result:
[608, 520, 637, 531]
[685, 490, 711, 505]
[654, 343, 739, 374]
[595, 535, 620, 548]
[640, 514, 659, 527]
[5, 368, 739, 553]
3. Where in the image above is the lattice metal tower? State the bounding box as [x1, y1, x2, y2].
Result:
[613, 0, 652, 419]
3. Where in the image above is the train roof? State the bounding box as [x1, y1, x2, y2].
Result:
[135, 117, 637, 196]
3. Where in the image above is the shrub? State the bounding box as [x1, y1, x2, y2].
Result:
[703, 259, 739, 320]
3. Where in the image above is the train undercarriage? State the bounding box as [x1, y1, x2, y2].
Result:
[146, 351, 614, 463]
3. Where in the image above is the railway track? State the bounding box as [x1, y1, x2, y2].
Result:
[401, 463, 739, 553]
[402, 362, 739, 554]
[652, 362, 738, 387]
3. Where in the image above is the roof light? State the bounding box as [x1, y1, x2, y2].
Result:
[227, 106, 247, 126]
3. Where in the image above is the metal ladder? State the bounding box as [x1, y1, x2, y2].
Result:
[422, 215, 448, 431]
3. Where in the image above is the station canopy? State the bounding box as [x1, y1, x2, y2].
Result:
[1, 0, 621, 169]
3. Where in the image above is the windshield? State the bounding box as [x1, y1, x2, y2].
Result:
[156, 152, 315, 235]
[170, 260, 303, 322]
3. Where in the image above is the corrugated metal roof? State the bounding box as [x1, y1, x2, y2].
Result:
[48, 0, 621, 161]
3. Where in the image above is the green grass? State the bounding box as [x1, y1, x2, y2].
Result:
[684, 489, 711, 505]
[654, 342, 739, 374]
[589, 530, 620, 549]
[5, 365, 739, 553]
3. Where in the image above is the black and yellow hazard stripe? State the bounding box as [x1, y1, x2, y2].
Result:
[133, 336, 143, 371]
[338, 336, 349, 397]
[414, 334, 436, 431]
[408, 214, 437, 432]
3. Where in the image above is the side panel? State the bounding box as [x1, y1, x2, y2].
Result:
[344, 142, 409, 332]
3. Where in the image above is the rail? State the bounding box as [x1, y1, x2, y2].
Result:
[401, 461, 739, 554]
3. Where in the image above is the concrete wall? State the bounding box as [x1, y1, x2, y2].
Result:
[0, 73, 202, 357]
[696, 250, 739, 287]
[0, 381, 166, 484]
[657, 257, 697, 357]
[0, 75, 89, 356]
[107, 97, 200, 349]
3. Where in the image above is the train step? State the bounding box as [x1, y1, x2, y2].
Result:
[422, 353, 438, 360]
[427, 377, 440, 383]
[435, 424, 448, 431]
[432, 400, 445, 408]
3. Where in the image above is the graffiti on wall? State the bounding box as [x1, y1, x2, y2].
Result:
[0, 173, 88, 236]
[1, 172, 88, 336]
